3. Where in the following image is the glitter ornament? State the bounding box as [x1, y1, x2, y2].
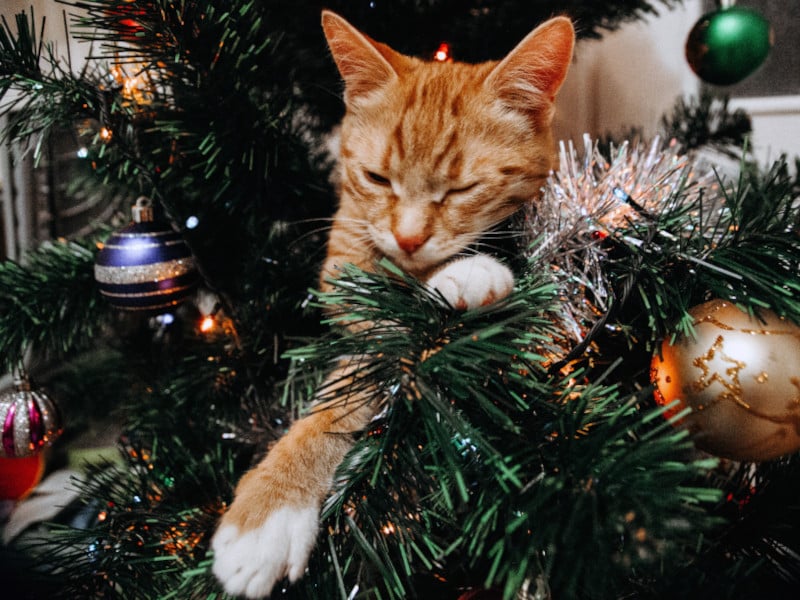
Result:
[685, 6, 772, 86]
[0, 376, 63, 458]
[528, 135, 721, 349]
[651, 299, 800, 462]
[95, 197, 198, 312]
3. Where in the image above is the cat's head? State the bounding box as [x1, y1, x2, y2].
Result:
[322, 11, 574, 275]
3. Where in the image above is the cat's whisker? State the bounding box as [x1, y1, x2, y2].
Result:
[480, 229, 527, 238]
[330, 217, 371, 227]
[471, 243, 512, 255]
[340, 236, 378, 259]
[281, 218, 337, 246]
[290, 225, 335, 244]
[288, 217, 374, 249]
[290, 216, 337, 226]
[453, 247, 482, 259]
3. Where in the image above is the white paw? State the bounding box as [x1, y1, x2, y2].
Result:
[426, 255, 514, 310]
[211, 505, 319, 598]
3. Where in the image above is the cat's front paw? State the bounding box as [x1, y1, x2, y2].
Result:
[426, 255, 514, 310]
[211, 504, 319, 598]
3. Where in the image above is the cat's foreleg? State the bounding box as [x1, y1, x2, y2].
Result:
[211, 368, 376, 598]
[425, 254, 514, 310]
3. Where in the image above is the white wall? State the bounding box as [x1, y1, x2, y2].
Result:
[556, 0, 800, 166]
[730, 95, 800, 165]
[556, 0, 703, 143]
[2, 0, 90, 67]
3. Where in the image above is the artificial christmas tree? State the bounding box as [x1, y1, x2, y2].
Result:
[0, 1, 798, 599]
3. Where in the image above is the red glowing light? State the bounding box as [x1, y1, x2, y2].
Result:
[433, 42, 452, 62]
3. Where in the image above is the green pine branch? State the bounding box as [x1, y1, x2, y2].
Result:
[17, 435, 234, 599]
[597, 154, 800, 347]
[661, 93, 752, 155]
[661, 455, 800, 598]
[277, 263, 723, 599]
[0, 9, 104, 154]
[0, 239, 108, 372]
[63, 0, 299, 209]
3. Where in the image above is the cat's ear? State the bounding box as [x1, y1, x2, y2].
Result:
[485, 16, 575, 115]
[322, 10, 403, 105]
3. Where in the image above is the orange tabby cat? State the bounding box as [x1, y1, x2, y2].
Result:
[212, 10, 574, 598]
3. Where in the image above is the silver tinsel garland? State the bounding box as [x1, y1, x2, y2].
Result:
[527, 134, 727, 350]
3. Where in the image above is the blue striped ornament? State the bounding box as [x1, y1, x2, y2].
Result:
[94, 200, 198, 312]
[0, 378, 63, 458]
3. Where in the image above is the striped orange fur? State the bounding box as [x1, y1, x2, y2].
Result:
[212, 11, 574, 598]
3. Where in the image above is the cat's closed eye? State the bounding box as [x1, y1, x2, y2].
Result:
[446, 182, 479, 196]
[365, 170, 391, 186]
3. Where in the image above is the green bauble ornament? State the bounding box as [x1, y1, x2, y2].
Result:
[685, 6, 773, 86]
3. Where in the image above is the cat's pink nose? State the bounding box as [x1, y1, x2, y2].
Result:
[394, 232, 429, 255]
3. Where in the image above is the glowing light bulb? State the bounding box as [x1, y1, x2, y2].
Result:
[156, 313, 175, 326]
[200, 316, 215, 332]
[433, 42, 451, 62]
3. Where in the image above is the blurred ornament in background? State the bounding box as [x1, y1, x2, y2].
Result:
[0, 376, 63, 459]
[0, 454, 45, 500]
[652, 299, 800, 462]
[104, 2, 147, 42]
[94, 197, 199, 312]
[685, 5, 773, 86]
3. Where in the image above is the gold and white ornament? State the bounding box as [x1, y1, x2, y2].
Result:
[651, 299, 800, 462]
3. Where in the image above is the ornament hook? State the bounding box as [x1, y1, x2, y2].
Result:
[12, 364, 31, 392]
[131, 196, 154, 223]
